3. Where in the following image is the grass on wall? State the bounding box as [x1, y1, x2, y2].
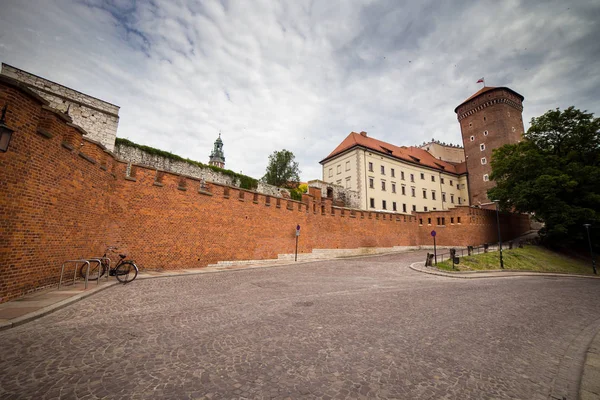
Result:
[115, 138, 258, 190]
[436, 245, 595, 275]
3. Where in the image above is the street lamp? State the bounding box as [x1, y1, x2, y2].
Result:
[0, 105, 15, 153]
[583, 224, 597, 275]
[492, 200, 504, 269]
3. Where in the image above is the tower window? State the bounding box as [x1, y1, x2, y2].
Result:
[368, 162, 373, 172]
[391, 168, 395, 177]
[441, 178, 445, 184]
[410, 174, 415, 182]
[483, 130, 489, 136]
[420, 173, 425, 180]
[480, 144, 485, 151]
[431, 175, 435, 182]
[483, 174, 489, 181]
[470, 135, 475, 141]
[481, 157, 487, 165]
[381, 165, 385, 175]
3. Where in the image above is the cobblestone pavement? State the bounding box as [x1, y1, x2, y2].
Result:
[1, 251, 600, 400]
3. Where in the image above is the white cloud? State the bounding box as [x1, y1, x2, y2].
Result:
[0, 0, 599, 181]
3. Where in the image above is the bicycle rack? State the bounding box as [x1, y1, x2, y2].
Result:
[88, 257, 111, 284]
[58, 260, 91, 290]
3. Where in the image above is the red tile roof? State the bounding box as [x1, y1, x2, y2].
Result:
[454, 86, 524, 113]
[321, 132, 467, 175]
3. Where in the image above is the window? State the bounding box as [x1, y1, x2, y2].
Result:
[437, 217, 441, 225]
[401, 171, 405, 180]
[469, 122, 472, 127]
[420, 173, 425, 180]
[458, 197, 462, 205]
[484, 117, 487, 122]
[432, 191, 436, 201]
[470, 135, 475, 141]
[393, 202, 397, 211]
[483, 174, 489, 181]
[419, 218, 423, 225]
[442, 193, 446, 202]
[480, 143, 485, 151]
[441, 178, 444, 184]
[457, 217, 461, 223]
[412, 205, 416, 212]
[368, 162, 373, 172]
[431, 175, 435, 182]
[481, 157, 487, 165]
[451, 217, 454, 224]
[370, 198, 375, 208]
[381, 181, 386, 191]
[451, 194, 455, 203]
[337, 165, 341, 174]
[369, 177, 374, 188]
[428, 218, 432, 225]
[403, 204, 407, 213]
[392, 183, 396, 193]
[382, 200, 387, 210]
[381, 165, 385, 175]
[411, 187, 416, 197]
[328, 168, 332, 177]
[391, 168, 395, 178]
[410, 174, 415, 182]
[450, 180, 453, 186]
[484, 130, 489, 136]
[422, 189, 427, 199]
[401, 185, 406, 195]
[346, 177, 351, 188]
[424, 206, 428, 212]
[345, 161, 350, 171]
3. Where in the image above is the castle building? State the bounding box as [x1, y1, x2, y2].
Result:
[208, 133, 225, 168]
[320, 131, 469, 213]
[455, 86, 525, 205]
[322, 85, 524, 212]
[0, 63, 120, 151]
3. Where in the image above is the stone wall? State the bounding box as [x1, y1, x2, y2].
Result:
[115, 142, 288, 197]
[0, 63, 119, 151]
[307, 179, 361, 209]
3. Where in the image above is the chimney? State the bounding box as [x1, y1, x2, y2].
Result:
[359, 131, 367, 137]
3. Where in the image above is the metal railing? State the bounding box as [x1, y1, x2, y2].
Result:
[58, 260, 91, 290]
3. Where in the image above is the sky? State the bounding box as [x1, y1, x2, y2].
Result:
[1, 0, 599, 181]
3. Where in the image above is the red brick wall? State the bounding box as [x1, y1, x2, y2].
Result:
[0, 80, 531, 303]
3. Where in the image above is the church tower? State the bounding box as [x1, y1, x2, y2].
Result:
[455, 86, 525, 205]
[208, 133, 225, 168]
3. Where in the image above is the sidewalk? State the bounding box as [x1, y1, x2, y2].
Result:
[0, 258, 314, 331]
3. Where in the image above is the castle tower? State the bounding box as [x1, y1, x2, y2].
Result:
[455, 86, 525, 205]
[208, 133, 225, 168]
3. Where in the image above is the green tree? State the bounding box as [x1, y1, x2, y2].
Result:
[263, 149, 301, 188]
[488, 107, 600, 248]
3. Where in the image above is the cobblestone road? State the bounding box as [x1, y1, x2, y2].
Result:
[1, 251, 600, 399]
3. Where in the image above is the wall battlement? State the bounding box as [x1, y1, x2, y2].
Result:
[0, 78, 530, 303]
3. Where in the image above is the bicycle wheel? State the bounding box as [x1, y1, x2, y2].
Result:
[115, 262, 138, 283]
[79, 261, 105, 280]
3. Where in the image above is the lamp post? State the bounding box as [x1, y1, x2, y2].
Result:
[583, 224, 597, 275]
[0, 105, 15, 153]
[492, 200, 504, 269]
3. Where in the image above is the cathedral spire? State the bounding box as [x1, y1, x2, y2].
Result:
[209, 132, 225, 168]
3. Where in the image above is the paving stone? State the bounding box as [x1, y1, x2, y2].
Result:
[0, 250, 599, 399]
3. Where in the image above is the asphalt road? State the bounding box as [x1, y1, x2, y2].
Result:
[1, 250, 599, 399]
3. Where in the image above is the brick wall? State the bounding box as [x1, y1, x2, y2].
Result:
[1, 64, 119, 151]
[0, 78, 531, 303]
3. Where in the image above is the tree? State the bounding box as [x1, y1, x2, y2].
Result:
[263, 149, 301, 188]
[488, 107, 600, 248]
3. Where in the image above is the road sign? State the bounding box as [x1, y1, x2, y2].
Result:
[431, 230, 436, 237]
[296, 225, 301, 236]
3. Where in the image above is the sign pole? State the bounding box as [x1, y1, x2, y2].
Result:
[295, 225, 300, 262]
[431, 230, 437, 265]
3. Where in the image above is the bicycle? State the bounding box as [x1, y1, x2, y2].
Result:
[80, 246, 139, 284]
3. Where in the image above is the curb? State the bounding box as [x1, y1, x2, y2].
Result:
[409, 262, 600, 280]
[580, 330, 600, 399]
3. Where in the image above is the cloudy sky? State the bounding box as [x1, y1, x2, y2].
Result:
[1, 0, 599, 180]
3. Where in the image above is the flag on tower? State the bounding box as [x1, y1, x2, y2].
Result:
[476, 78, 484, 83]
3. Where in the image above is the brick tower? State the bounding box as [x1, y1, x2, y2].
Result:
[455, 86, 525, 205]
